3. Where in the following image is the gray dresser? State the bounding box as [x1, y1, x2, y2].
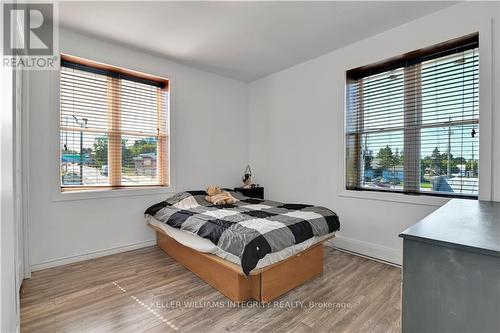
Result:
[400, 199, 500, 333]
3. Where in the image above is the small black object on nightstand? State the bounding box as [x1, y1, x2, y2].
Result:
[234, 186, 264, 199]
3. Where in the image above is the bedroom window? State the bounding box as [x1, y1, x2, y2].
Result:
[346, 33, 479, 198]
[60, 54, 169, 191]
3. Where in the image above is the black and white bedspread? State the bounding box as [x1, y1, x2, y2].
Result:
[145, 190, 340, 275]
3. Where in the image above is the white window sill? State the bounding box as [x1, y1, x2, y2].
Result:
[51, 185, 176, 202]
[338, 189, 452, 207]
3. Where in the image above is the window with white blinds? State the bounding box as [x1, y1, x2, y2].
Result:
[346, 34, 479, 198]
[60, 54, 169, 190]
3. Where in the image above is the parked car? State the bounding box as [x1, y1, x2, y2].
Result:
[62, 172, 82, 185]
[101, 165, 108, 176]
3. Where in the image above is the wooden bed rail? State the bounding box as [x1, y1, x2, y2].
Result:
[149, 224, 332, 302]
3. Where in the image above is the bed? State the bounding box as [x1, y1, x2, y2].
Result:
[145, 190, 340, 302]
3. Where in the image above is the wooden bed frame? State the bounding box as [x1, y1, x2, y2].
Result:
[150, 225, 333, 302]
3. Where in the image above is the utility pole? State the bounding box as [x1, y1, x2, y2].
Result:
[72, 116, 88, 184]
[447, 116, 452, 178]
[471, 141, 475, 177]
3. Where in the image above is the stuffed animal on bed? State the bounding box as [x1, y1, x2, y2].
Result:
[205, 186, 238, 205]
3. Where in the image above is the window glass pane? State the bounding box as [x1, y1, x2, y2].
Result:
[60, 66, 110, 187]
[361, 131, 404, 191]
[60, 67, 108, 132]
[121, 136, 160, 186]
[420, 48, 479, 196]
[362, 68, 404, 131]
[60, 131, 109, 186]
[421, 49, 479, 125]
[420, 125, 478, 196]
[120, 80, 159, 135]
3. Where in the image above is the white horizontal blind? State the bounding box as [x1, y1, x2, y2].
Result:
[60, 59, 169, 189]
[346, 35, 479, 197]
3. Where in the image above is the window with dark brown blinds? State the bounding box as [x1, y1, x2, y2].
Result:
[346, 33, 479, 198]
[60, 54, 169, 190]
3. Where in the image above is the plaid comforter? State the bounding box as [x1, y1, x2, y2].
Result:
[145, 190, 340, 275]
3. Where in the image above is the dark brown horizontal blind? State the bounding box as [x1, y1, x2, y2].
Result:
[60, 55, 169, 190]
[346, 34, 479, 198]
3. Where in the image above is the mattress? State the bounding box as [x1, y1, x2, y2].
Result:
[147, 215, 334, 270]
[145, 190, 340, 274]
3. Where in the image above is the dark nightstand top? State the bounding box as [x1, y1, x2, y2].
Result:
[234, 186, 264, 199]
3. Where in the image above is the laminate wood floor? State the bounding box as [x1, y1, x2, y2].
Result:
[21, 246, 401, 333]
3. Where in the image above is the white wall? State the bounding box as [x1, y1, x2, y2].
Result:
[248, 2, 500, 264]
[28, 28, 249, 270]
[1, 2, 21, 330]
[1, 65, 18, 333]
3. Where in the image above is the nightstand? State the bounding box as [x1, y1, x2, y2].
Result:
[234, 186, 264, 199]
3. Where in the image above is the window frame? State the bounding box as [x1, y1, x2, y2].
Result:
[54, 55, 174, 199]
[340, 31, 493, 205]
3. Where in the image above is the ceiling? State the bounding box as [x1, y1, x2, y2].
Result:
[59, 1, 456, 82]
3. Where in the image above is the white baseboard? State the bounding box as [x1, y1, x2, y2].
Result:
[31, 239, 156, 272]
[30, 236, 401, 272]
[326, 235, 402, 265]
